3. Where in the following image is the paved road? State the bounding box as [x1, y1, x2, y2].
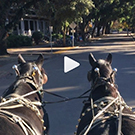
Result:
[0, 33, 135, 135]
[44, 34, 135, 135]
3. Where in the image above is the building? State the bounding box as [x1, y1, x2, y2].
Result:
[17, 14, 49, 36]
[10, 9, 50, 36]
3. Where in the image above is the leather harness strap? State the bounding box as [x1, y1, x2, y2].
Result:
[0, 64, 45, 135]
[0, 91, 45, 135]
[77, 75, 133, 135]
[0, 109, 36, 135]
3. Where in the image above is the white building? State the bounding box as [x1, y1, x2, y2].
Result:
[15, 14, 49, 36]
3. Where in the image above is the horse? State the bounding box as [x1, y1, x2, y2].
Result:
[0, 54, 49, 135]
[76, 53, 135, 135]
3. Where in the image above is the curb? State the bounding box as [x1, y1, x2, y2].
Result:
[7, 46, 79, 55]
[53, 46, 79, 54]
[130, 34, 135, 41]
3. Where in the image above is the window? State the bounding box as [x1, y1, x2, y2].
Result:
[24, 20, 28, 30]
[30, 21, 34, 30]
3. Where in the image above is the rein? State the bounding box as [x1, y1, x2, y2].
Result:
[77, 67, 131, 135]
[83, 96, 119, 135]
[82, 91, 125, 135]
[0, 87, 90, 107]
[42, 89, 90, 105]
[0, 87, 42, 107]
[1, 88, 90, 107]
[0, 63, 46, 135]
[0, 86, 45, 135]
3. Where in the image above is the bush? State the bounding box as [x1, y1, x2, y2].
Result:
[32, 31, 43, 45]
[7, 35, 32, 48]
[52, 33, 63, 40]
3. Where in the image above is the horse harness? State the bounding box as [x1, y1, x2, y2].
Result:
[76, 68, 135, 135]
[0, 64, 46, 135]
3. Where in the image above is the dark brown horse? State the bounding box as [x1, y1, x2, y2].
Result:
[0, 54, 49, 135]
[76, 53, 135, 135]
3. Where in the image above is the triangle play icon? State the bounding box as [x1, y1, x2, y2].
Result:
[64, 56, 80, 73]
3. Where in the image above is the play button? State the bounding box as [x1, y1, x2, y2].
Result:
[64, 56, 80, 73]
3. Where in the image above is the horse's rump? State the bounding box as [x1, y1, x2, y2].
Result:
[0, 115, 25, 135]
[77, 107, 118, 135]
[122, 114, 135, 134]
[77, 112, 135, 135]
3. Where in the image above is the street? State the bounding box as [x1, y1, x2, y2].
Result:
[0, 33, 135, 135]
[44, 34, 135, 135]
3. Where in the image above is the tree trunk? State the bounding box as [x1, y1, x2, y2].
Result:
[102, 24, 106, 35]
[63, 31, 66, 46]
[96, 25, 101, 37]
[79, 23, 85, 41]
[91, 25, 96, 38]
[79, 17, 87, 41]
[81, 29, 85, 41]
[62, 24, 67, 47]
[0, 29, 8, 55]
[91, 20, 99, 38]
[105, 22, 111, 34]
[0, 42, 8, 55]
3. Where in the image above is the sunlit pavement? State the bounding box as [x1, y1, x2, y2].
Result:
[7, 33, 135, 55]
[0, 33, 135, 135]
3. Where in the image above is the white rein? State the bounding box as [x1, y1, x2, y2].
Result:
[83, 67, 124, 135]
[83, 90, 126, 135]
[0, 88, 42, 107]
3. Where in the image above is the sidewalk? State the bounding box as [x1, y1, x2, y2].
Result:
[7, 46, 77, 55]
[1, 33, 134, 67]
[5, 33, 135, 55]
[7, 35, 101, 56]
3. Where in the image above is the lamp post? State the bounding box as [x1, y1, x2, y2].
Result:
[49, 26, 53, 53]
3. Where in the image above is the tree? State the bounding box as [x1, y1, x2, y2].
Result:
[86, 0, 135, 37]
[37, 0, 94, 44]
[0, 0, 46, 55]
[121, 2, 135, 32]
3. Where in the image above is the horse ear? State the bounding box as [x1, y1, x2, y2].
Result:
[89, 53, 96, 67]
[36, 54, 44, 69]
[18, 54, 26, 64]
[106, 53, 112, 64]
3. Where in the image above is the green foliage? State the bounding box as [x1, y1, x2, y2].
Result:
[7, 35, 32, 48]
[75, 0, 94, 16]
[1, 0, 43, 32]
[52, 33, 63, 40]
[36, 0, 95, 43]
[32, 31, 43, 45]
[36, 0, 94, 32]
[85, 0, 135, 36]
